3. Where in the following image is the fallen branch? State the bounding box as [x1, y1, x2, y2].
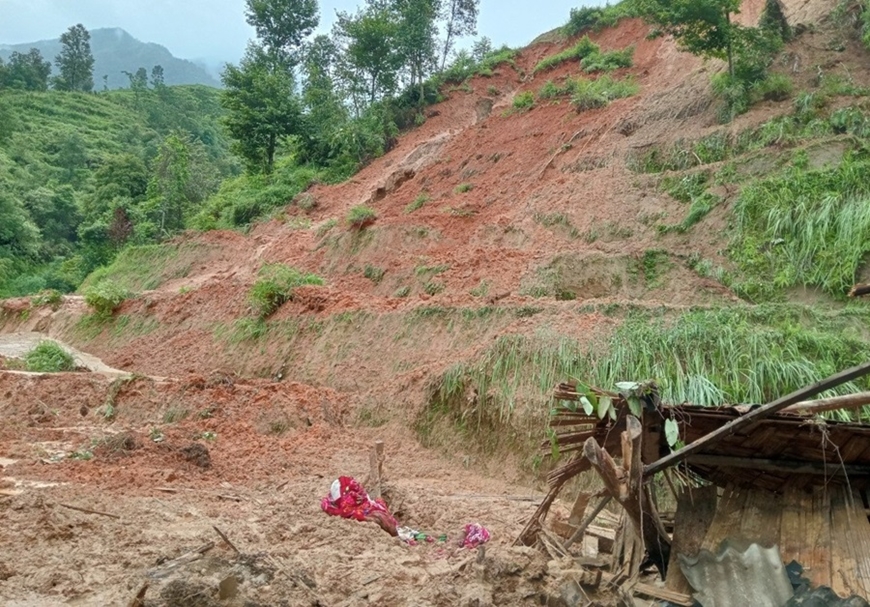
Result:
[212, 525, 242, 556]
[850, 283, 870, 297]
[147, 542, 215, 579]
[58, 503, 121, 519]
[564, 495, 613, 549]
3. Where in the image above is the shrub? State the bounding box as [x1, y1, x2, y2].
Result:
[752, 73, 793, 102]
[249, 264, 324, 318]
[364, 265, 385, 284]
[455, 183, 474, 194]
[534, 36, 599, 73]
[84, 280, 129, 316]
[31, 289, 63, 309]
[571, 75, 639, 111]
[581, 47, 635, 72]
[562, 3, 638, 38]
[25, 341, 76, 372]
[347, 205, 377, 229]
[512, 91, 535, 111]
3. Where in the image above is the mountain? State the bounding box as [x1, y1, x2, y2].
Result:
[0, 27, 221, 90]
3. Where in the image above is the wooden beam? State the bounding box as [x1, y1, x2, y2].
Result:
[850, 284, 870, 297]
[783, 392, 870, 415]
[687, 454, 870, 477]
[644, 361, 870, 477]
[584, 416, 671, 576]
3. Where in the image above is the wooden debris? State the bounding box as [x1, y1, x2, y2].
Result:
[850, 283, 870, 297]
[644, 360, 870, 477]
[601, 572, 693, 606]
[565, 495, 612, 549]
[584, 416, 671, 576]
[127, 583, 148, 607]
[212, 525, 242, 556]
[367, 441, 385, 499]
[686, 454, 870, 477]
[782, 391, 870, 415]
[666, 485, 717, 595]
[58, 502, 121, 519]
[147, 542, 215, 579]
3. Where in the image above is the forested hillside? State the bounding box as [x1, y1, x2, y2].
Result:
[0, 85, 238, 296]
[0, 28, 220, 89]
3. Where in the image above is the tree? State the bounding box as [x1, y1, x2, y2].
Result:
[635, 0, 742, 76]
[334, 3, 403, 108]
[244, 0, 319, 64]
[439, 0, 479, 71]
[2, 49, 52, 91]
[301, 35, 350, 163]
[123, 67, 148, 91]
[221, 44, 305, 173]
[54, 24, 95, 92]
[0, 192, 41, 261]
[145, 131, 220, 236]
[151, 65, 165, 88]
[392, 0, 440, 102]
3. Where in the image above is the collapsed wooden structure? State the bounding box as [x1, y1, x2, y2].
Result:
[516, 362, 870, 603]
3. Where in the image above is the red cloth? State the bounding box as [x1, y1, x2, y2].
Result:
[321, 476, 398, 536]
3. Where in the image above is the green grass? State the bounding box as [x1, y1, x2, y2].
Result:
[249, 264, 324, 318]
[405, 193, 429, 213]
[570, 75, 638, 111]
[25, 341, 76, 372]
[454, 183, 474, 194]
[581, 46, 634, 73]
[512, 91, 535, 111]
[80, 243, 206, 292]
[729, 151, 870, 300]
[31, 289, 63, 308]
[347, 205, 377, 229]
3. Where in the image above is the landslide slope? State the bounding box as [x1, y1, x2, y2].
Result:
[5, 0, 870, 468]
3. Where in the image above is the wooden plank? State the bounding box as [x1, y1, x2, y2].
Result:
[700, 485, 748, 553]
[739, 489, 782, 549]
[779, 485, 804, 567]
[568, 492, 591, 526]
[686, 454, 870, 477]
[830, 487, 855, 598]
[666, 485, 717, 595]
[804, 486, 832, 588]
[644, 361, 870, 477]
[847, 490, 870, 598]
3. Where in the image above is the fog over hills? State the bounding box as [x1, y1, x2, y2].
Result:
[0, 27, 221, 89]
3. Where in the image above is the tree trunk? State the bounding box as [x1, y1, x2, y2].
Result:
[725, 11, 735, 78]
[266, 132, 276, 174]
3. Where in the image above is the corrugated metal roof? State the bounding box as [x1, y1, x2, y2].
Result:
[679, 541, 793, 607]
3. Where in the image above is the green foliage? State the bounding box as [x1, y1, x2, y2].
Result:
[83, 280, 130, 316]
[347, 205, 377, 228]
[570, 75, 639, 111]
[221, 46, 304, 174]
[562, 2, 640, 38]
[249, 263, 324, 317]
[53, 24, 95, 92]
[454, 183, 474, 193]
[591, 307, 870, 410]
[729, 151, 870, 299]
[364, 264, 385, 284]
[512, 91, 535, 111]
[0, 49, 51, 91]
[31, 289, 63, 308]
[24, 341, 76, 372]
[580, 46, 635, 72]
[405, 192, 429, 213]
[244, 0, 319, 63]
[533, 36, 599, 74]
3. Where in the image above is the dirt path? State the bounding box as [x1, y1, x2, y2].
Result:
[0, 332, 129, 376]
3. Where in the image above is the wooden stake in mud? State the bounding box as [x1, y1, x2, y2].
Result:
[368, 441, 385, 499]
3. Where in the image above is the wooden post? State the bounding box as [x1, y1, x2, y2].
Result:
[644, 361, 870, 478]
[584, 416, 671, 576]
[368, 441, 385, 499]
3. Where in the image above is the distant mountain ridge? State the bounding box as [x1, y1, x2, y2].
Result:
[0, 27, 221, 90]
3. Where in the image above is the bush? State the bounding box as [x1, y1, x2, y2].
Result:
[512, 91, 535, 111]
[25, 341, 76, 372]
[364, 265, 385, 284]
[455, 183, 474, 194]
[31, 289, 63, 308]
[581, 47, 635, 72]
[571, 75, 639, 111]
[563, 3, 638, 38]
[84, 280, 129, 316]
[249, 264, 324, 318]
[534, 36, 599, 74]
[347, 205, 377, 229]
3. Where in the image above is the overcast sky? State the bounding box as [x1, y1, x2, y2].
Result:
[0, 0, 608, 67]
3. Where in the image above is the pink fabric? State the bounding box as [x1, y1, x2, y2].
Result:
[461, 523, 491, 548]
[320, 476, 398, 535]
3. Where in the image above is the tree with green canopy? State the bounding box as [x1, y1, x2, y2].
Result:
[53, 24, 95, 92]
[1, 49, 52, 91]
[245, 0, 319, 65]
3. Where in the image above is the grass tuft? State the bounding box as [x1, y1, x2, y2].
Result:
[25, 341, 76, 372]
[249, 264, 324, 318]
